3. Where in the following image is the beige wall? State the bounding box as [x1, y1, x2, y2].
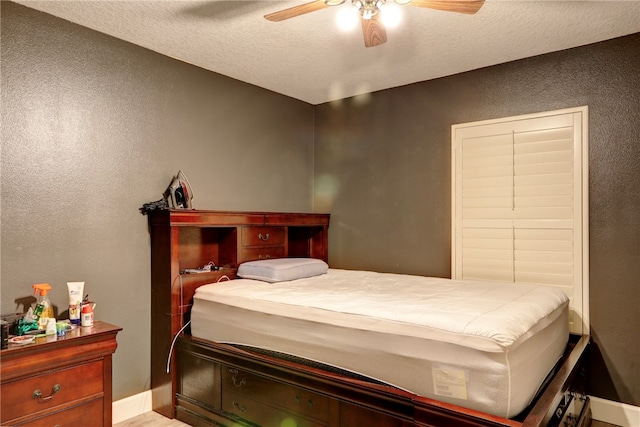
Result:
[1, 2, 314, 400]
[315, 34, 640, 406]
[2, 0, 638, 409]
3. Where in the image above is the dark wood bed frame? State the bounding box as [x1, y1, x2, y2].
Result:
[148, 209, 591, 427]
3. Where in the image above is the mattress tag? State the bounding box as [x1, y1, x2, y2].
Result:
[432, 367, 468, 400]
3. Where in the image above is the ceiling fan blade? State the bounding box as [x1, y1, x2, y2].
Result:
[264, 0, 330, 22]
[408, 0, 485, 14]
[361, 14, 387, 48]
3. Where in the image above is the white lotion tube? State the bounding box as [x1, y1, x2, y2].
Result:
[67, 281, 84, 325]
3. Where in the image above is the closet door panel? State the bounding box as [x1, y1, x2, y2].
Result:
[452, 107, 588, 334]
[461, 227, 513, 281]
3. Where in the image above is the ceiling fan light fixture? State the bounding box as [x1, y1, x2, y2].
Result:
[393, 0, 412, 4]
[325, 0, 346, 5]
[353, 0, 385, 20]
[361, 8, 375, 20]
[352, 0, 364, 12]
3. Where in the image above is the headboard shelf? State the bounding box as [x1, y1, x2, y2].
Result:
[148, 209, 330, 417]
[175, 226, 237, 270]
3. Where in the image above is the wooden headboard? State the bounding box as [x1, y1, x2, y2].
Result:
[147, 209, 330, 416]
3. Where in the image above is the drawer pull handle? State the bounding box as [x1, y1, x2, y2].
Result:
[33, 384, 61, 403]
[258, 254, 271, 260]
[294, 395, 315, 408]
[258, 233, 270, 241]
[231, 375, 246, 387]
[232, 401, 247, 413]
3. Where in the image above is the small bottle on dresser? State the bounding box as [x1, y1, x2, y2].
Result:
[81, 304, 93, 327]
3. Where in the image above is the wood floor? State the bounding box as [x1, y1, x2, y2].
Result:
[113, 411, 188, 426]
[114, 411, 621, 427]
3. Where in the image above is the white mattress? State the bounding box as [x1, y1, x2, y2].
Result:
[191, 269, 569, 418]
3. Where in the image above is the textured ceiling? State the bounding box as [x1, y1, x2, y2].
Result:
[13, 0, 640, 105]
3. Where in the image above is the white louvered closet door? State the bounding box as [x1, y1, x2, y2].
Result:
[452, 107, 588, 334]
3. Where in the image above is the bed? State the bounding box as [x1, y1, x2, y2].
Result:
[148, 209, 591, 427]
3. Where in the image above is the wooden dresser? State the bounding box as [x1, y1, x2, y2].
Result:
[0, 321, 121, 426]
[147, 210, 330, 417]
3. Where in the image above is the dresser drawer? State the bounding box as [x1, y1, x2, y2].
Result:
[223, 390, 325, 427]
[340, 401, 413, 427]
[222, 366, 330, 422]
[1, 360, 103, 422]
[241, 226, 285, 247]
[14, 397, 103, 427]
[240, 246, 285, 262]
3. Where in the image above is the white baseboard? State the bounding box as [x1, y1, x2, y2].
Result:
[112, 390, 153, 425]
[590, 396, 640, 427]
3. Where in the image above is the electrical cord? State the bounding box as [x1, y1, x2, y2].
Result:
[166, 319, 191, 374]
[165, 274, 231, 373]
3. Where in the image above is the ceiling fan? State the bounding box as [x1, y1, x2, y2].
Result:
[264, 0, 485, 48]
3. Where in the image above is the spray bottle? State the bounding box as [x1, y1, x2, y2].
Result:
[32, 283, 54, 330]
